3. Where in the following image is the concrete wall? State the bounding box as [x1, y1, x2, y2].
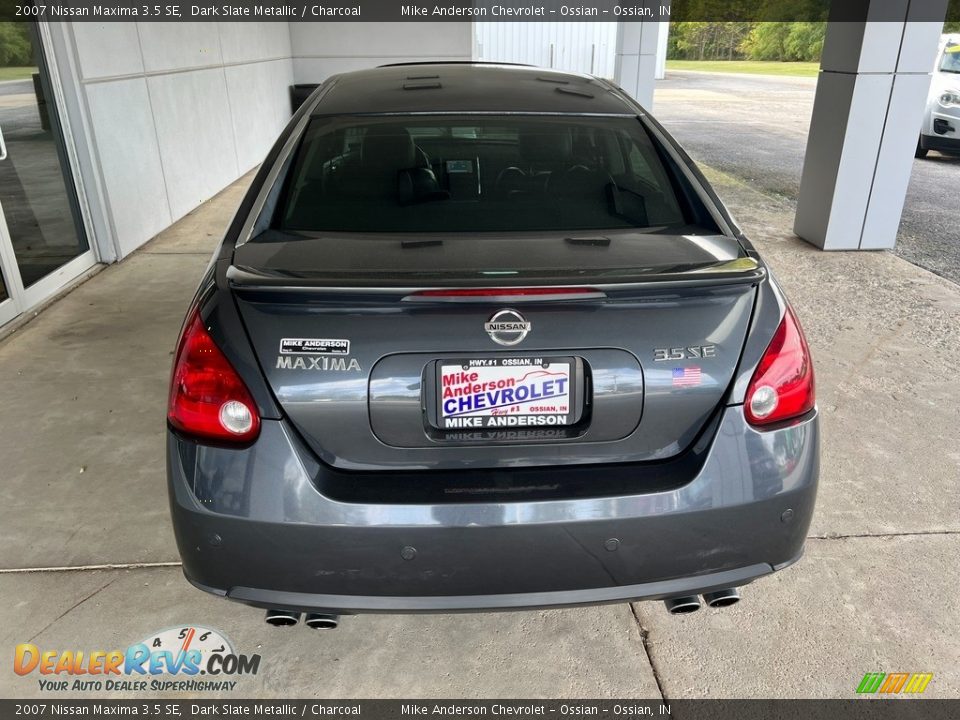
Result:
[65, 22, 293, 259]
[794, 19, 945, 250]
[289, 22, 472, 83]
[57, 22, 472, 262]
[474, 22, 618, 79]
[614, 22, 667, 109]
[59, 21, 473, 261]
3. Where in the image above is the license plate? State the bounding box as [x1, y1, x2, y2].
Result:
[437, 357, 575, 430]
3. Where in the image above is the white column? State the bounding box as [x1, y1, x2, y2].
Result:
[794, 8, 946, 250]
[655, 21, 669, 80]
[614, 21, 665, 109]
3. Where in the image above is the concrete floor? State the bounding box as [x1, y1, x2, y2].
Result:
[1, 139, 959, 699]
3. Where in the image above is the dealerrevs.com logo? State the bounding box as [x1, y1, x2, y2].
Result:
[14, 626, 260, 693]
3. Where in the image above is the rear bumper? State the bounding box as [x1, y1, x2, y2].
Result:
[167, 407, 819, 613]
[921, 104, 960, 154]
[921, 133, 960, 154]
[188, 559, 799, 613]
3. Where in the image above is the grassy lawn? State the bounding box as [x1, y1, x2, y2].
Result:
[666, 60, 821, 78]
[0, 67, 37, 82]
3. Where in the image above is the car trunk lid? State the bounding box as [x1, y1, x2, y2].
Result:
[230, 230, 760, 471]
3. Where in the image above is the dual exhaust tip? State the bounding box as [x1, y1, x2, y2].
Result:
[265, 590, 740, 625]
[663, 588, 740, 615]
[264, 609, 339, 629]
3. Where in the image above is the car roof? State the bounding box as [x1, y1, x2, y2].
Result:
[310, 63, 638, 117]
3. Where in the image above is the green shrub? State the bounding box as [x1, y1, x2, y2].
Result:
[0, 22, 33, 67]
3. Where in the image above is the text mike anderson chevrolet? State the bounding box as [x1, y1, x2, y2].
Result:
[441, 365, 572, 428]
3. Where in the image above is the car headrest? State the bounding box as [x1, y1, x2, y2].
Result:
[361, 126, 416, 172]
[519, 127, 573, 165]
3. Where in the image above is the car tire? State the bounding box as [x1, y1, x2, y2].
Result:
[915, 137, 929, 159]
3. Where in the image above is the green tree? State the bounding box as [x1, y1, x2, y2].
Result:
[671, 22, 710, 60]
[948, 0, 960, 29]
[740, 23, 791, 61]
[669, 22, 752, 60]
[669, 0, 829, 22]
[0, 22, 32, 67]
[739, 22, 825, 61]
[784, 23, 826, 61]
[756, 0, 829, 22]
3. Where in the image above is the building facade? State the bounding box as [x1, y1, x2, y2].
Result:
[0, 11, 947, 331]
[0, 21, 472, 329]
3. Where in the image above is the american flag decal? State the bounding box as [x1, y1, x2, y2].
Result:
[672, 367, 702, 387]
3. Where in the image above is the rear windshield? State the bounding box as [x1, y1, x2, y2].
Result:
[941, 42, 960, 73]
[269, 115, 696, 234]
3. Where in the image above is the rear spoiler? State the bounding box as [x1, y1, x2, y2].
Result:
[226, 258, 765, 296]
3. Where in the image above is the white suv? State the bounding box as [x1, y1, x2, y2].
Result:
[917, 33, 960, 158]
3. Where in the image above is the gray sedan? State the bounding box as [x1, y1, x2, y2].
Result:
[166, 63, 819, 629]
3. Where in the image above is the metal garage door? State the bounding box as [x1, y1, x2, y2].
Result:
[474, 22, 618, 79]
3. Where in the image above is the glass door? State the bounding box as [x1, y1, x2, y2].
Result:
[0, 227, 22, 326]
[0, 21, 93, 327]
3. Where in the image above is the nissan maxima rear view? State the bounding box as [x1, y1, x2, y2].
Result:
[166, 63, 819, 628]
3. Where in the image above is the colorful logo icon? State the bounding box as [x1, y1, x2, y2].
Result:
[856, 672, 933, 695]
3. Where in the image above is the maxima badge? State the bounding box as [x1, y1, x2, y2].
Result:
[484, 309, 531, 346]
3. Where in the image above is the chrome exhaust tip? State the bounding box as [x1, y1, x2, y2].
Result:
[702, 588, 741, 608]
[264, 609, 300, 627]
[304, 613, 339, 630]
[663, 595, 702, 614]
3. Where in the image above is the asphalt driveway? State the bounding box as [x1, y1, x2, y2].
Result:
[1, 126, 958, 700]
[654, 71, 960, 284]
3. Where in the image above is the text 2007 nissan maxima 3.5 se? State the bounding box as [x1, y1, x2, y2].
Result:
[167, 63, 818, 627]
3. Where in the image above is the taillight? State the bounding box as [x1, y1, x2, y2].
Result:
[744, 306, 815, 427]
[167, 311, 260, 443]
